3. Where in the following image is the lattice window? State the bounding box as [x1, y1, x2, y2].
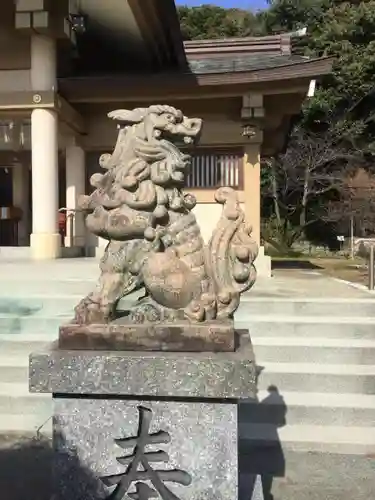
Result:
[186, 149, 243, 189]
[86, 149, 244, 192]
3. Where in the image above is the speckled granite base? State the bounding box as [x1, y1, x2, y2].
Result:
[30, 334, 261, 499]
[29, 334, 256, 398]
[54, 399, 237, 500]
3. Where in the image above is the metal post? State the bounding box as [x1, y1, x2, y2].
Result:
[350, 215, 354, 260]
[68, 212, 74, 248]
[369, 245, 375, 290]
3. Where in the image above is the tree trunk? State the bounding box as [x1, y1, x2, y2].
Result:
[300, 165, 310, 228]
[271, 162, 281, 225]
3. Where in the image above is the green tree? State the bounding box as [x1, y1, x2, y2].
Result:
[261, 0, 328, 35]
[260, 0, 375, 246]
[263, 0, 375, 148]
[177, 5, 261, 40]
[178, 2, 375, 246]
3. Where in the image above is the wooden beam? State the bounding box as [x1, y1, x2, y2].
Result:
[0, 91, 55, 110]
[0, 91, 85, 135]
[55, 95, 85, 135]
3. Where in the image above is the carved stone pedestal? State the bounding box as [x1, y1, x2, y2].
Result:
[29, 334, 263, 500]
[59, 319, 238, 352]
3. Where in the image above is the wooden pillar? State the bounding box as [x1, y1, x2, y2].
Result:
[243, 143, 261, 247]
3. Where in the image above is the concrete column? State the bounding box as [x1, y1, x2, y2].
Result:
[12, 162, 30, 246]
[243, 144, 271, 277]
[31, 35, 56, 91]
[30, 33, 60, 259]
[30, 108, 60, 259]
[95, 236, 108, 258]
[65, 143, 86, 247]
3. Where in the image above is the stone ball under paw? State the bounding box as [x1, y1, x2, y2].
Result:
[142, 252, 200, 310]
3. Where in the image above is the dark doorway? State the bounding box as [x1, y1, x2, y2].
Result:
[0, 167, 12, 206]
[0, 167, 15, 245]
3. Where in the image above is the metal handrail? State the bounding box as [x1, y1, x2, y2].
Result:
[369, 245, 375, 290]
[59, 207, 79, 213]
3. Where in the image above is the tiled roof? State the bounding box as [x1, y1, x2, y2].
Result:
[188, 54, 309, 75]
[184, 35, 291, 57]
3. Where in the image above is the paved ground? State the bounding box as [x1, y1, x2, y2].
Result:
[0, 258, 372, 299]
[241, 446, 375, 500]
[272, 450, 375, 500]
[0, 435, 374, 500]
[0, 436, 52, 500]
[251, 269, 373, 298]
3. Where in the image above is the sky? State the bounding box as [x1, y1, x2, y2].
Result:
[176, 0, 268, 10]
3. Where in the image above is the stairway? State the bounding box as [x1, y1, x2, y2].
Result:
[0, 268, 375, 455]
[0, 296, 74, 435]
[237, 297, 375, 456]
[0, 259, 97, 435]
[1, 264, 374, 500]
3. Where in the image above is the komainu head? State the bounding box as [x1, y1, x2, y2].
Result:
[108, 104, 203, 145]
[79, 105, 203, 242]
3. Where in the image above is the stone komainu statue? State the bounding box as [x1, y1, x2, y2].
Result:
[75, 105, 258, 325]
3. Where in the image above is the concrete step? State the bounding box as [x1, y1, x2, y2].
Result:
[7, 335, 375, 367]
[0, 382, 51, 434]
[3, 313, 375, 338]
[257, 362, 375, 394]
[0, 413, 52, 435]
[3, 372, 375, 428]
[238, 316, 375, 339]
[0, 314, 71, 335]
[0, 290, 142, 315]
[0, 382, 52, 435]
[241, 391, 375, 427]
[0, 383, 51, 414]
[1, 335, 374, 389]
[0, 339, 55, 355]
[0, 365, 28, 384]
[0, 297, 79, 316]
[253, 337, 375, 364]
[239, 423, 375, 455]
[2, 381, 375, 449]
[2, 293, 364, 319]
[236, 297, 375, 318]
[0, 281, 94, 296]
[0, 297, 135, 316]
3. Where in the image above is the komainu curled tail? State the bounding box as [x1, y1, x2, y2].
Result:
[206, 187, 258, 319]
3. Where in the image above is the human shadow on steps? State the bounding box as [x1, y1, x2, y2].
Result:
[239, 384, 287, 500]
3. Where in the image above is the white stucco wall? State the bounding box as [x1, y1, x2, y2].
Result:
[192, 203, 221, 243]
[193, 202, 246, 243]
[0, 70, 31, 91]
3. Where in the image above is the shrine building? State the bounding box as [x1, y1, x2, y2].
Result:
[0, 0, 332, 276]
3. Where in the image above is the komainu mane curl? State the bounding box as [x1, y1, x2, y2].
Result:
[74, 105, 258, 325]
